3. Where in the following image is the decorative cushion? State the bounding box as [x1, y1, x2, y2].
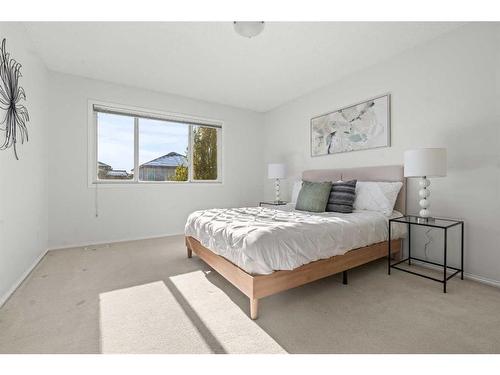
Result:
[326, 180, 357, 213]
[353, 181, 403, 216]
[291, 180, 303, 203]
[295, 181, 332, 213]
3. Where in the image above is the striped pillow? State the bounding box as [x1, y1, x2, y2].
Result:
[326, 180, 357, 213]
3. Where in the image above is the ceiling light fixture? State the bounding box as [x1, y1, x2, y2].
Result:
[233, 22, 265, 38]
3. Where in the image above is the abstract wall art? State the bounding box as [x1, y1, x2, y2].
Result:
[0, 38, 30, 160]
[311, 94, 390, 156]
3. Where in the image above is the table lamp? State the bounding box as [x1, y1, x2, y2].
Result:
[404, 148, 447, 219]
[268, 163, 286, 203]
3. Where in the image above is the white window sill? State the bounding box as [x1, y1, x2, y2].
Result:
[88, 180, 223, 188]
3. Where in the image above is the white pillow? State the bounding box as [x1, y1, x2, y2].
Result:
[353, 181, 403, 216]
[290, 180, 303, 204]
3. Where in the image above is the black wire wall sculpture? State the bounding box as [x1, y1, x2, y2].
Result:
[0, 38, 29, 160]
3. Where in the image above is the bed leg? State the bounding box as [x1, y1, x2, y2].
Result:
[342, 271, 348, 285]
[185, 237, 193, 258]
[250, 298, 259, 320]
[390, 241, 402, 261]
[391, 249, 401, 261]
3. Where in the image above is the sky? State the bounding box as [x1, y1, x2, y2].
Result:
[97, 113, 189, 172]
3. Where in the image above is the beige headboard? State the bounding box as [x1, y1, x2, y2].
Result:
[302, 165, 406, 214]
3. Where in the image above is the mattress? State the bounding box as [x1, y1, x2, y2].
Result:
[185, 206, 406, 275]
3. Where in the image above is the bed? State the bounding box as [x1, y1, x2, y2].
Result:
[185, 165, 406, 319]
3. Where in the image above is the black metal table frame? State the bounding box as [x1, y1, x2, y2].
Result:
[388, 216, 464, 293]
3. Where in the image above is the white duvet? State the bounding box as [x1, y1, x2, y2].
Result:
[185, 206, 406, 275]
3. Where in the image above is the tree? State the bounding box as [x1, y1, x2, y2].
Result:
[168, 127, 217, 182]
[170, 164, 188, 181]
[192, 126, 217, 180]
[168, 147, 189, 182]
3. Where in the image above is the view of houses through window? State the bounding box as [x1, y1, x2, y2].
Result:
[96, 109, 220, 182]
[97, 113, 134, 180]
[138, 118, 189, 181]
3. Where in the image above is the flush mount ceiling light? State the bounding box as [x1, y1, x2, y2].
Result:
[233, 22, 265, 38]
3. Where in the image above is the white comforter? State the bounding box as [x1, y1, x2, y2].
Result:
[185, 207, 406, 275]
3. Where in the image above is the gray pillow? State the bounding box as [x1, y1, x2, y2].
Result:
[295, 181, 332, 213]
[326, 180, 357, 213]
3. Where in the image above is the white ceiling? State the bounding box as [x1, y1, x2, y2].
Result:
[24, 22, 463, 112]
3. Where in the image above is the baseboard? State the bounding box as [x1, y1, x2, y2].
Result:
[0, 249, 48, 308]
[47, 232, 184, 251]
[462, 272, 500, 288]
[408, 259, 500, 288]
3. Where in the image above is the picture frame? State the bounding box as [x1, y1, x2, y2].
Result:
[310, 94, 391, 157]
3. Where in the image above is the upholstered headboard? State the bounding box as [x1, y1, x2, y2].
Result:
[302, 165, 406, 214]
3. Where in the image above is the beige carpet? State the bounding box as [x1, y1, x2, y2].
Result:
[0, 234, 499, 353]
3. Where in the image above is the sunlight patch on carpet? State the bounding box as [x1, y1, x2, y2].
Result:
[99, 281, 212, 353]
[169, 271, 286, 354]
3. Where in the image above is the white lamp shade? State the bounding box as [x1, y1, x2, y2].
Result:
[268, 163, 286, 179]
[404, 148, 447, 177]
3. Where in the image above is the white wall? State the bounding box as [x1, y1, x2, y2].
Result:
[48, 72, 265, 249]
[2, 22, 498, 304]
[263, 23, 500, 283]
[0, 23, 49, 304]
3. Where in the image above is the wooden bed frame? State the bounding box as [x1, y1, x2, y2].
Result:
[186, 236, 401, 319]
[186, 165, 406, 319]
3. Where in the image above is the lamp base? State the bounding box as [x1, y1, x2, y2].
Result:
[418, 176, 431, 219]
[416, 216, 435, 223]
[274, 178, 281, 203]
[419, 208, 430, 218]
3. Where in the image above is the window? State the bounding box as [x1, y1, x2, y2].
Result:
[138, 118, 189, 182]
[192, 126, 218, 180]
[91, 102, 222, 183]
[97, 112, 134, 180]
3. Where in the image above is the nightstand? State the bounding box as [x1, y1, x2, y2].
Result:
[259, 201, 287, 207]
[388, 215, 464, 293]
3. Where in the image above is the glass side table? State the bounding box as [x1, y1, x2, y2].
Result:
[388, 215, 464, 293]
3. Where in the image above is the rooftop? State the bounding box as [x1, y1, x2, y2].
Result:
[139, 152, 187, 168]
[98, 161, 112, 169]
[106, 170, 130, 177]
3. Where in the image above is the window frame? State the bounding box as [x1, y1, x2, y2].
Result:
[88, 100, 223, 186]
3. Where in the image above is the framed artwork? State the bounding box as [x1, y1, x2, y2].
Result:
[311, 94, 390, 156]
